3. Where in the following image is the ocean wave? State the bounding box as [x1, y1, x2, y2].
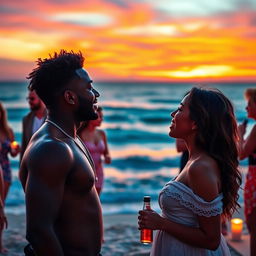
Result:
[140, 116, 170, 124]
[149, 98, 180, 104]
[103, 122, 168, 134]
[109, 146, 179, 160]
[110, 156, 179, 171]
[107, 129, 171, 144]
[6, 108, 29, 119]
[102, 101, 174, 111]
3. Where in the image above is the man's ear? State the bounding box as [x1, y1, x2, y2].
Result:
[64, 90, 77, 105]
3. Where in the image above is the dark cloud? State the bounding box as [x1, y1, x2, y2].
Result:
[104, 0, 130, 8]
[0, 58, 34, 81]
[46, 0, 130, 7]
[45, 0, 77, 3]
[0, 6, 29, 15]
[250, 16, 256, 26]
[0, 58, 31, 65]
[236, 0, 256, 9]
[243, 31, 256, 38]
[0, 21, 29, 28]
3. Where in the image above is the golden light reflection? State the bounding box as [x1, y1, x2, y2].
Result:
[139, 65, 234, 78]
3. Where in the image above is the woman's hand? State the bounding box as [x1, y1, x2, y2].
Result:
[0, 208, 7, 230]
[104, 154, 111, 164]
[10, 141, 20, 157]
[138, 210, 164, 230]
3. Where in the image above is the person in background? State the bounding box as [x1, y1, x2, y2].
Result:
[175, 138, 189, 173]
[138, 87, 241, 256]
[238, 88, 256, 256]
[19, 50, 103, 256]
[78, 106, 111, 195]
[0, 165, 8, 254]
[20, 89, 47, 162]
[0, 102, 20, 201]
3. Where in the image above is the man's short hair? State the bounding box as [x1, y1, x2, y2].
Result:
[27, 50, 84, 107]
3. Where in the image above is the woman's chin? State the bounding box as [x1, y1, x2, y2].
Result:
[169, 131, 176, 138]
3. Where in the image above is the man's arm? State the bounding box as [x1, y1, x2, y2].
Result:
[20, 117, 27, 163]
[100, 130, 111, 164]
[238, 125, 256, 160]
[24, 140, 73, 256]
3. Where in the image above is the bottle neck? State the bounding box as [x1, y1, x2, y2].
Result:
[143, 201, 151, 210]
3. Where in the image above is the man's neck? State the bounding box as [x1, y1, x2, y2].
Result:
[34, 107, 46, 119]
[47, 111, 78, 138]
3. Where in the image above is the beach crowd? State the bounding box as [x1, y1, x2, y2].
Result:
[0, 50, 255, 256]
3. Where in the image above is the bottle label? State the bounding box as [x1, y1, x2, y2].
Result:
[141, 228, 153, 244]
[140, 201, 153, 244]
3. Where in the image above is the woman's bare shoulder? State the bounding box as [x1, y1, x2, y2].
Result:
[188, 156, 220, 201]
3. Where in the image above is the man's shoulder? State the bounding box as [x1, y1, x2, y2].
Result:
[27, 136, 74, 166]
[97, 129, 106, 138]
[23, 111, 35, 121]
[21, 137, 75, 189]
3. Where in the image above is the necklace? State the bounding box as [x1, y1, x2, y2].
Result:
[45, 119, 97, 181]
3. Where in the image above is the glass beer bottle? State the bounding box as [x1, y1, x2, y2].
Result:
[140, 196, 153, 244]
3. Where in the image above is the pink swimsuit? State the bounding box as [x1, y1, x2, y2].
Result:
[84, 140, 106, 189]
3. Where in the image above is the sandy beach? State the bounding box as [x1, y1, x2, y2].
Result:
[2, 212, 246, 256]
[3, 213, 151, 256]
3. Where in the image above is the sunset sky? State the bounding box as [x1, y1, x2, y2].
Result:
[0, 0, 256, 81]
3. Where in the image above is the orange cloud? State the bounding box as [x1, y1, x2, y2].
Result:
[0, 0, 256, 81]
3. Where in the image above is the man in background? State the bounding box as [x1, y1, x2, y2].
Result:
[20, 89, 47, 161]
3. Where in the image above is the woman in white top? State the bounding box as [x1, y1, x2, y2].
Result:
[138, 87, 241, 256]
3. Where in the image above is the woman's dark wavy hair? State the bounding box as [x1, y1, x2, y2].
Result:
[187, 87, 241, 219]
[27, 50, 84, 107]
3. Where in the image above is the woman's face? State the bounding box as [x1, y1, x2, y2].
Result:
[90, 110, 103, 127]
[246, 97, 256, 120]
[169, 94, 196, 139]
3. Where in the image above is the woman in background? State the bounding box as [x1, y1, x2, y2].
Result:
[0, 165, 7, 253]
[238, 88, 256, 256]
[78, 107, 111, 195]
[138, 87, 241, 255]
[0, 102, 20, 201]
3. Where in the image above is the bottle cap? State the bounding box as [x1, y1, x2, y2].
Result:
[143, 196, 151, 202]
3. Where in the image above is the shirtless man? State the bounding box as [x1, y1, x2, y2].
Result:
[19, 50, 103, 256]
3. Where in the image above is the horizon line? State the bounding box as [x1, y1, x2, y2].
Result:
[0, 79, 255, 84]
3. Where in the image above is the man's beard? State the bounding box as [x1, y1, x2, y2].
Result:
[30, 103, 41, 111]
[76, 95, 98, 122]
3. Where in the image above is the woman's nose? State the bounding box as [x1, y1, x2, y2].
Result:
[171, 110, 177, 117]
[93, 88, 100, 97]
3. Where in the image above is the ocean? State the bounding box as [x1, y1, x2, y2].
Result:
[0, 81, 253, 215]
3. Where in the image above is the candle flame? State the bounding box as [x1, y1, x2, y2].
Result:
[231, 218, 243, 224]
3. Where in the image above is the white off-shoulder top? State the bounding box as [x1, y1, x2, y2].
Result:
[150, 180, 231, 256]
